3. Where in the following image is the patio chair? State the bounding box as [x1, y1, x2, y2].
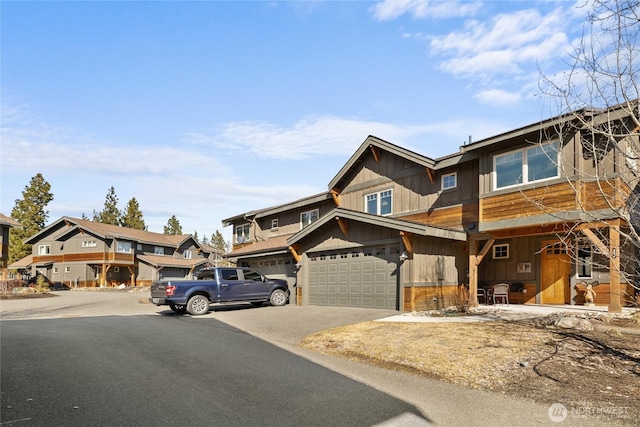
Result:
[477, 288, 487, 304]
[492, 283, 509, 305]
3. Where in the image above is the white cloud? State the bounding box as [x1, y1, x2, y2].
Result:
[187, 115, 464, 160]
[430, 8, 570, 79]
[474, 89, 521, 107]
[371, 0, 481, 21]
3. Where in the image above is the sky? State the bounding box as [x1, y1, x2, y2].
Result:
[1, 0, 593, 243]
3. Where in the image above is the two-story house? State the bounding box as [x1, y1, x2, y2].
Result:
[224, 105, 637, 313]
[1, 213, 21, 279]
[11, 217, 213, 287]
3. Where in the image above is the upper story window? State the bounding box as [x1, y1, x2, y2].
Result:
[235, 224, 250, 243]
[38, 245, 51, 255]
[492, 243, 509, 259]
[300, 209, 319, 229]
[442, 172, 457, 190]
[117, 241, 133, 253]
[82, 240, 97, 248]
[576, 239, 592, 278]
[494, 141, 559, 189]
[365, 189, 392, 216]
[183, 250, 192, 259]
[154, 246, 164, 255]
[271, 219, 279, 230]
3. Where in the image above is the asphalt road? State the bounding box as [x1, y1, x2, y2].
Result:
[0, 291, 608, 427]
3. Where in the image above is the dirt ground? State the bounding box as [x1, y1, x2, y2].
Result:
[299, 311, 640, 426]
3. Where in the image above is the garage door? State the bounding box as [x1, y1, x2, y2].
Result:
[308, 245, 399, 309]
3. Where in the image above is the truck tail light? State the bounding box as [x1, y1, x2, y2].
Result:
[166, 285, 177, 296]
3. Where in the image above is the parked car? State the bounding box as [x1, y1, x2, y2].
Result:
[150, 267, 289, 315]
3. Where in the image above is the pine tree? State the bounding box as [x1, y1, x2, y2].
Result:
[93, 186, 121, 225]
[120, 197, 146, 230]
[9, 173, 54, 263]
[193, 230, 199, 242]
[210, 230, 228, 254]
[163, 215, 182, 235]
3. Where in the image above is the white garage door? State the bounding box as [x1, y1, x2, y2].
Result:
[308, 245, 399, 309]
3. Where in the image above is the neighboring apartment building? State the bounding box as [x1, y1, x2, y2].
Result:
[1, 213, 21, 279]
[223, 106, 638, 312]
[10, 217, 212, 287]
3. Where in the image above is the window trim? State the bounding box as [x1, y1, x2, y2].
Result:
[82, 240, 97, 248]
[154, 246, 164, 255]
[183, 250, 192, 260]
[365, 189, 393, 216]
[300, 209, 319, 229]
[493, 141, 560, 190]
[271, 218, 279, 230]
[116, 241, 133, 254]
[441, 172, 457, 190]
[38, 245, 51, 255]
[492, 243, 509, 259]
[576, 239, 593, 279]
[235, 223, 250, 243]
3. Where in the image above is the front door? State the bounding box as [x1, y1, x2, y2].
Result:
[541, 240, 571, 304]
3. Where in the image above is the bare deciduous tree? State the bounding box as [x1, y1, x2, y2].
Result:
[538, 0, 639, 304]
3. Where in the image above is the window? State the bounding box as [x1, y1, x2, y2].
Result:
[117, 241, 132, 253]
[220, 269, 239, 281]
[137, 244, 142, 250]
[442, 172, 457, 190]
[577, 239, 592, 278]
[113, 267, 119, 273]
[493, 244, 509, 259]
[243, 269, 262, 281]
[154, 246, 164, 255]
[183, 250, 192, 259]
[65, 266, 71, 273]
[300, 209, 319, 229]
[82, 240, 97, 248]
[271, 219, 279, 230]
[494, 142, 559, 189]
[365, 189, 392, 215]
[38, 245, 51, 255]
[235, 224, 250, 243]
[53, 267, 59, 274]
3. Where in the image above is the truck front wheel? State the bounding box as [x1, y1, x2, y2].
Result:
[187, 295, 210, 315]
[270, 289, 287, 306]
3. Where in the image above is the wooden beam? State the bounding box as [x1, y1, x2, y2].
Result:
[476, 239, 495, 265]
[399, 231, 413, 253]
[370, 145, 380, 163]
[330, 188, 341, 206]
[609, 226, 622, 313]
[581, 228, 609, 256]
[288, 244, 301, 263]
[336, 217, 348, 236]
[426, 167, 435, 184]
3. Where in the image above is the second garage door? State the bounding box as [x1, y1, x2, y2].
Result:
[308, 245, 399, 309]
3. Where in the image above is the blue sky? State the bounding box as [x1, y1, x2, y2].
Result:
[1, 0, 590, 243]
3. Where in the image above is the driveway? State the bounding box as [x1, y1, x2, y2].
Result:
[1, 290, 606, 426]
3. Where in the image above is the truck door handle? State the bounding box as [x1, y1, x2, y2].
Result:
[221, 284, 228, 288]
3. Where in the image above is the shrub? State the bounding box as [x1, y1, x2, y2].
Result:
[34, 275, 49, 293]
[0, 279, 27, 293]
[452, 286, 470, 313]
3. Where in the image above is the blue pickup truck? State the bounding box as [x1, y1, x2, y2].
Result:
[150, 266, 290, 315]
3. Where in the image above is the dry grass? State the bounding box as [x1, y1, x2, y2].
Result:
[299, 318, 640, 425]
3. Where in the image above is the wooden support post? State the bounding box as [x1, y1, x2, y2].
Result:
[330, 188, 341, 206]
[469, 241, 478, 307]
[609, 226, 622, 313]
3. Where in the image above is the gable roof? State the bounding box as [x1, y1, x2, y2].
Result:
[221, 192, 332, 227]
[25, 216, 197, 249]
[137, 254, 211, 269]
[329, 135, 437, 191]
[0, 214, 21, 228]
[288, 207, 467, 246]
[225, 234, 294, 259]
